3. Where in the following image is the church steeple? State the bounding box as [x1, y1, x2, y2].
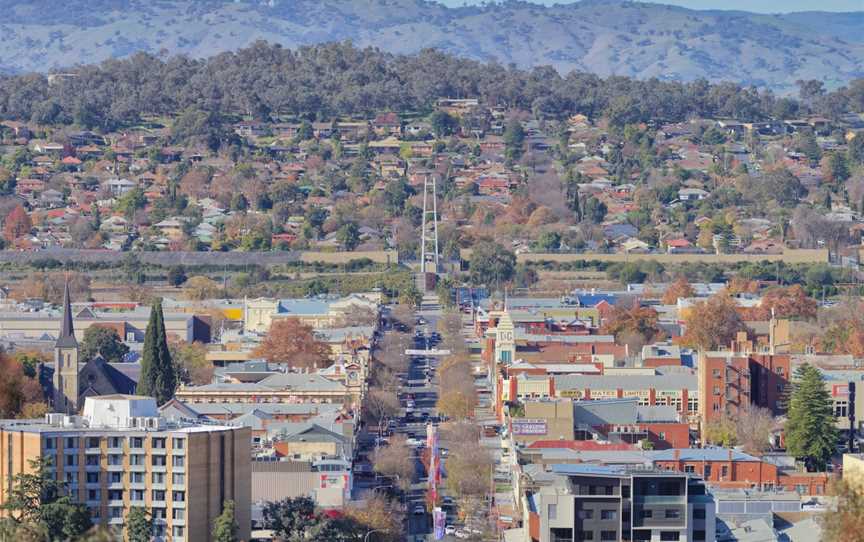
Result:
[56, 280, 78, 349]
[53, 279, 79, 413]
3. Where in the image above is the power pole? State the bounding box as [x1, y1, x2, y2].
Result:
[420, 174, 440, 274]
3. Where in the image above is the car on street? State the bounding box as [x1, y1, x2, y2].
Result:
[445, 526, 457, 536]
[455, 530, 470, 539]
[413, 504, 425, 515]
[406, 437, 425, 447]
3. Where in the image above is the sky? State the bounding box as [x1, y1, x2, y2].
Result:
[436, 0, 864, 12]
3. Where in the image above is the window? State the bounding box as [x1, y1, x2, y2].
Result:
[600, 531, 617, 541]
[45, 438, 56, 450]
[172, 527, 185, 538]
[712, 386, 720, 396]
[795, 484, 807, 494]
[172, 438, 185, 450]
[152, 472, 165, 485]
[91, 507, 100, 520]
[108, 490, 123, 501]
[130, 489, 144, 502]
[658, 432, 666, 440]
[86, 472, 99, 484]
[108, 437, 122, 449]
[693, 530, 706, 541]
[776, 366, 784, 375]
[665, 509, 680, 519]
[108, 454, 122, 466]
[85, 455, 99, 466]
[172, 509, 185, 520]
[548, 504, 557, 520]
[172, 473, 185, 485]
[721, 465, 729, 478]
[712, 403, 720, 412]
[172, 491, 185, 502]
[578, 510, 593, 519]
[131, 472, 145, 484]
[621, 485, 630, 498]
[109, 472, 122, 484]
[88, 489, 99, 501]
[86, 437, 100, 449]
[577, 531, 593, 541]
[65, 437, 77, 449]
[110, 507, 122, 519]
[152, 455, 167, 467]
[152, 508, 167, 520]
[65, 471, 78, 484]
[172, 456, 185, 468]
[693, 508, 706, 520]
[130, 454, 145, 466]
[152, 490, 165, 502]
[151, 437, 166, 449]
[130, 437, 143, 448]
[835, 401, 849, 418]
[600, 510, 617, 520]
[704, 465, 712, 477]
[684, 465, 695, 473]
[640, 510, 653, 519]
[712, 369, 721, 378]
[660, 532, 680, 541]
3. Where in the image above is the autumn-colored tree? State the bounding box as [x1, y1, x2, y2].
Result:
[183, 276, 222, 301]
[702, 414, 737, 447]
[756, 285, 817, 320]
[170, 341, 213, 385]
[662, 276, 695, 305]
[725, 276, 759, 295]
[3, 204, 32, 242]
[444, 441, 493, 498]
[0, 353, 45, 418]
[679, 294, 746, 350]
[343, 494, 404, 542]
[821, 479, 864, 542]
[601, 305, 662, 346]
[254, 319, 331, 368]
[437, 390, 477, 420]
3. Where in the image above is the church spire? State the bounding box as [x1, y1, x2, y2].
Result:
[56, 279, 77, 348]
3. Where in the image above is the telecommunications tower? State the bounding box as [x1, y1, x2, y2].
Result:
[420, 174, 440, 274]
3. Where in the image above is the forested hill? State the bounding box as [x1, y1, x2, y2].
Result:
[0, 0, 862, 93]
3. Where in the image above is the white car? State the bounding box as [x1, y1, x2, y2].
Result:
[454, 530, 470, 539]
[413, 504, 426, 515]
[445, 525, 457, 536]
[406, 437, 425, 447]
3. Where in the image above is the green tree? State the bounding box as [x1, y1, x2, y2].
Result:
[1, 457, 92, 540]
[503, 119, 525, 161]
[137, 300, 176, 405]
[583, 197, 608, 223]
[337, 222, 361, 251]
[80, 326, 130, 364]
[785, 363, 838, 471]
[167, 265, 187, 287]
[468, 240, 516, 288]
[534, 231, 561, 251]
[125, 506, 152, 542]
[430, 111, 458, 138]
[213, 500, 239, 542]
[117, 187, 147, 219]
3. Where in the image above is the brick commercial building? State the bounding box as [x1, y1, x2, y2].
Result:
[0, 395, 251, 542]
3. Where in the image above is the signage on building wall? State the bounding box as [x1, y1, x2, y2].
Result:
[833, 384, 849, 397]
[558, 390, 583, 399]
[511, 418, 548, 435]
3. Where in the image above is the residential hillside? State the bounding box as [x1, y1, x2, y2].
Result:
[1, 0, 863, 92]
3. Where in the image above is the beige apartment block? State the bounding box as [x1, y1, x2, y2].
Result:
[0, 395, 250, 542]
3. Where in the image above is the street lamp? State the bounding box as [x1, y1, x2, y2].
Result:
[364, 529, 386, 542]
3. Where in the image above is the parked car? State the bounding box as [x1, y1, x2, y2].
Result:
[413, 504, 426, 515]
[445, 526, 457, 536]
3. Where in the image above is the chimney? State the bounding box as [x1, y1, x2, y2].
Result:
[728, 449, 733, 462]
[673, 449, 680, 462]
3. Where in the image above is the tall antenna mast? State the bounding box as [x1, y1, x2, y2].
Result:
[420, 174, 440, 274]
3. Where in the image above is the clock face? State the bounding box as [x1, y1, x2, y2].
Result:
[501, 331, 513, 342]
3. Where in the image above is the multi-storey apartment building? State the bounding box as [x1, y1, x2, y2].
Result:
[526, 464, 715, 542]
[0, 395, 251, 542]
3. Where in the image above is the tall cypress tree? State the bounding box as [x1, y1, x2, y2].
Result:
[785, 363, 838, 472]
[138, 300, 176, 404]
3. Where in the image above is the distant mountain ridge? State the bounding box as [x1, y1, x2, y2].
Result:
[0, 0, 862, 93]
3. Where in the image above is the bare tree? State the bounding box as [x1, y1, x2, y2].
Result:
[372, 436, 415, 490]
[736, 407, 777, 456]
